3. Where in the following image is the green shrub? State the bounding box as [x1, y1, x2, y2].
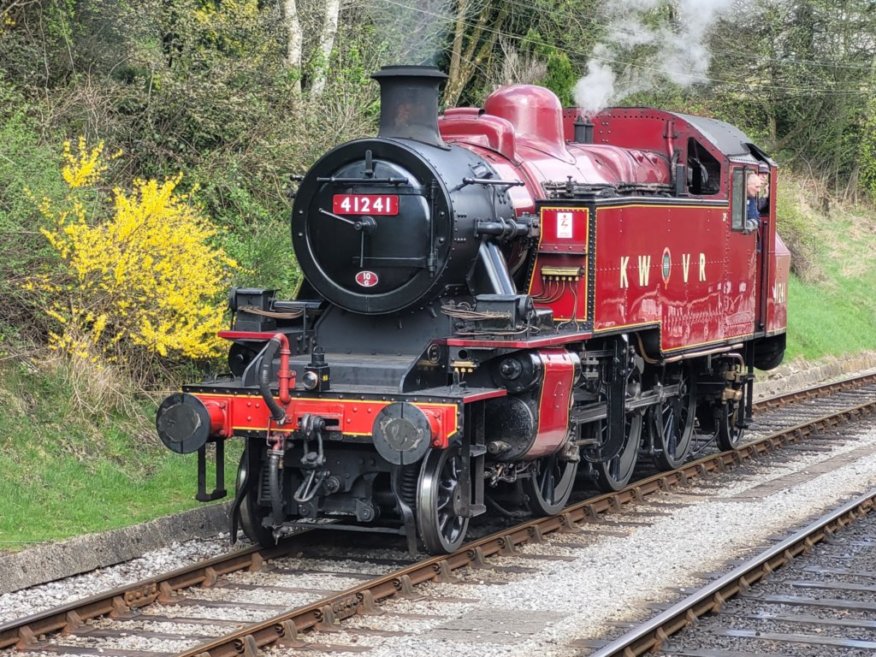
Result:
[860, 96, 876, 200]
[0, 101, 67, 339]
[775, 176, 824, 282]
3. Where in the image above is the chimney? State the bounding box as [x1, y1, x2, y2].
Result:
[573, 114, 594, 144]
[372, 65, 448, 148]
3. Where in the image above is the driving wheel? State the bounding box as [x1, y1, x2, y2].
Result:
[592, 412, 643, 492]
[650, 368, 696, 470]
[592, 360, 645, 492]
[525, 453, 579, 516]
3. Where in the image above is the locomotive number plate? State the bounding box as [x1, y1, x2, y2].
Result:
[333, 194, 399, 215]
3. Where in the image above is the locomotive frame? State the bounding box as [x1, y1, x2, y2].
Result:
[156, 65, 789, 554]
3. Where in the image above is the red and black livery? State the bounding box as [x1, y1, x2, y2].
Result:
[156, 66, 789, 554]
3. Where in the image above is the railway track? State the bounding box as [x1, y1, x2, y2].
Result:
[589, 489, 876, 657]
[1, 371, 875, 657]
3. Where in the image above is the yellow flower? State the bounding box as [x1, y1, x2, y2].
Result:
[62, 137, 108, 189]
[32, 138, 237, 362]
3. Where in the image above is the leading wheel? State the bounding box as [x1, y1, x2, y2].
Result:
[650, 369, 696, 470]
[236, 452, 277, 548]
[717, 400, 745, 451]
[525, 453, 579, 516]
[417, 445, 470, 554]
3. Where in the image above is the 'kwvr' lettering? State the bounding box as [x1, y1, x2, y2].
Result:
[638, 255, 651, 286]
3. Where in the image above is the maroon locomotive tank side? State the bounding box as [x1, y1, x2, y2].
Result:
[438, 85, 789, 360]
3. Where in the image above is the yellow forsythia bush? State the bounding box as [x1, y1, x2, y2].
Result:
[34, 138, 236, 362]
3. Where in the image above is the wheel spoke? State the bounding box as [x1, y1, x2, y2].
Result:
[650, 371, 695, 470]
[542, 467, 556, 502]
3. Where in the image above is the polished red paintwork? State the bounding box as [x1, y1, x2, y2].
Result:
[439, 85, 789, 355]
[188, 391, 460, 445]
[527, 207, 589, 322]
[529, 349, 577, 458]
[440, 87, 671, 216]
[762, 173, 790, 335]
[590, 202, 756, 351]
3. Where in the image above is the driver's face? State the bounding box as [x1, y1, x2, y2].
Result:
[747, 174, 762, 196]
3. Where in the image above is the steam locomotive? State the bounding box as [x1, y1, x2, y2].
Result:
[156, 65, 789, 554]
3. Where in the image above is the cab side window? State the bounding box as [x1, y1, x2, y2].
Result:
[730, 168, 745, 231]
[687, 138, 721, 195]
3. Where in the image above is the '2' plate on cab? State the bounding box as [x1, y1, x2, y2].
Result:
[333, 194, 399, 216]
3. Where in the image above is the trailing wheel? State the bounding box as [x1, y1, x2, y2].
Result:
[525, 453, 578, 516]
[417, 445, 470, 554]
[236, 452, 276, 548]
[650, 368, 696, 470]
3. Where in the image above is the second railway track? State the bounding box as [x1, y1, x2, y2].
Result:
[589, 489, 876, 657]
[2, 372, 875, 657]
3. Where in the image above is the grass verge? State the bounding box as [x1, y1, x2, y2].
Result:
[0, 354, 239, 550]
[777, 175, 876, 361]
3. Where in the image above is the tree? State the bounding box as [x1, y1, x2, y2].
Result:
[308, 0, 340, 97]
[279, 0, 341, 98]
[282, 0, 302, 93]
[445, 0, 508, 106]
[442, 0, 604, 105]
[709, 0, 875, 198]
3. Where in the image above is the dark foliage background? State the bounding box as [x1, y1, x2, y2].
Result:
[0, 0, 874, 350]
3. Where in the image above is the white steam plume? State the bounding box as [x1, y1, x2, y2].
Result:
[368, 0, 454, 66]
[574, 0, 735, 113]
